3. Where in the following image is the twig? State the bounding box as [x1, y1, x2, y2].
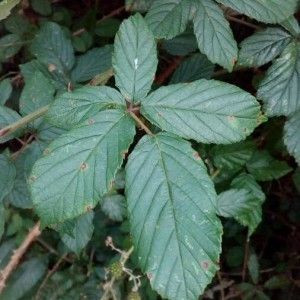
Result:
[242, 240, 250, 281]
[217, 271, 226, 300]
[0, 105, 49, 141]
[155, 57, 185, 85]
[128, 110, 155, 136]
[72, 5, 125, 36]
[35, 253, 68, 300]
[0, 221, 41, 294]
[226, 15, 261, 30]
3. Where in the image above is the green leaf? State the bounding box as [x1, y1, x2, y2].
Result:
[31, 0, 52, 16]
[216, 0, 298, 23]
[35, 121, 67, 148]
[247, 150, 292, 181]
[231, 173, 265, 236]
[238, 27, 292, 67]
[0, 0, 20, 21]
[212, 140, 256, 171]
[231, 173, 265, 204]
[0, 154, 16, 202]
[30, 22, 74, 76]
[0, 105, 23, 143]
[6, 151, 32, 208]
[257, 41, 300, 116]
[101, 194, 127, 221]
[4, 8, 31, 34]
[162, 30, 198, 56]
[19, 71, 55, 116]
[20, 59, 67, 91]
[217, 189, 259, 218]
[0, 257, 47, 300]
[281, 16, 300, 37]
[264, 275, 290, 289]
[126, 132, 222, 300]
[30, 109, 135, 227]
[113, 13, 157, 103]
[284, 110, 300, 165]
[46, 86, 126, 129]
[70, 45, 113, 83]
[193, 0, 238, 71]
[94, 19, 121, 37]
[169, 53, 215, 84]
[0, 33, 22, 61]
[141, 79, 264, 144]
[0, 78, 12, 105]
[248, 253, 260, 285]
[145, 0, 191, 39]
[60, 211, 94, 254]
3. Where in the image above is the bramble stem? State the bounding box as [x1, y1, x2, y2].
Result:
[0, 105, 49, 141]
[128, 110, 155, 136]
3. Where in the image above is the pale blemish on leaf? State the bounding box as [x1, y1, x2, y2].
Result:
[134, 58, 138, 70]
[48, 64, 56, 72]
[43, 148, 51, 155]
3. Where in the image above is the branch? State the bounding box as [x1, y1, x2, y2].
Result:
[0, 221, 41, 294]
[0, 105, 49, 141]
[128, 111, 155, 136]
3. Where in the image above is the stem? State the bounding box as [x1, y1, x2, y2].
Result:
[226, 15, 261, 30]
[128, 111, 155, 136]
[211, 169, 221, 180]
[0, 105, 49, 141]
[0, 222, 41, 294]
[242, 240, 250, 281]
[35, 253, 68, 300]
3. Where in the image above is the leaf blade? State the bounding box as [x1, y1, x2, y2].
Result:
[141, 79, 264, 144]
[193, 0, 238, 71]
[216, 0, 298, 23]
[126, 132, 222, 300]
[30, 109, 136, 226]
[145, 0, 190, 39]
[113, 13, 157, 103]
[257, 41, 300, 116]
[46, 86, 126, 129]
[284, 110, 300, 165]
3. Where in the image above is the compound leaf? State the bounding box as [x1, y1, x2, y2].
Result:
[126, 132, 222, 300]
[141, 79, 264, 144]
[113, 13, 157, 103]
[257, 41, 300, 116]
[193, 0, 238, 71]
[145, 0, 190, 39]
[238, 27, 292, 67]
[46, 86, 126, 129]
[216, 0, 298, 23]
[30, 109, 135, 227]
[284, 110, 300, 165]
[30, 22, 74, 78]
